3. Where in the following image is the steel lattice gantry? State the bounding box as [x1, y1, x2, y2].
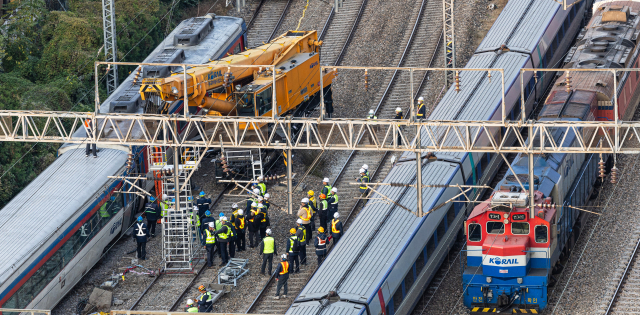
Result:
[101, 0, 118, 95]
[443, 0, 455, 85]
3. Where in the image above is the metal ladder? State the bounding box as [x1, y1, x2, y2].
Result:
[251, 148, 263, 181]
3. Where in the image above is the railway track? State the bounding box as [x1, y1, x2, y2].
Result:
[245, 0, 444, 312]
[604, 231, 640, 315]
[246, 0, 293, 48]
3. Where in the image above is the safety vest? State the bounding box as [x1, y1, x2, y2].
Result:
[99, 202, 112, 218]
[258, 182, 267, 195]
[417, 102, 425, 117]
[359, 175, 370, 189]
[136, 223, 145, 236]
[218, 226, 232, 240]
[249, 209, 258, 222]
[289, 236, 298, 253]
[260, 207, 267, 222]
[279, 261, 289, 275]
[187, 306, 198, 312]
[226, 224, 235, 238]
[237, 216, 245, 229]
[323, 185, 332, 195]
[299, 206, 311, 221]
[215, 220, 222, 230]
[191, 213, 201, 227]
[330, 194, 339, 205]
[316, 234, 327, 249]
[367, 114, 378, 120]
[332, 219, 341, 234]
[160, 201, 170, 217]
[198, 291, 213, 303]
[297, 226, 306, 243]
[84, 119, 91, 128]
[309, 196, 317, 210]
[263, 236, 275, 254]
[205, 229, 216, 244]
[320, 200, 328, 211]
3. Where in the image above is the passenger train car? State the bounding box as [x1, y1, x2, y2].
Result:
[462, 1, 640, 312]
[0, 15, 245, 313]
[287, 0, 585, 314]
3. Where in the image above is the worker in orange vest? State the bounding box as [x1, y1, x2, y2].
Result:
[84, 118, 97, 158]
[274, 254, 289, 300]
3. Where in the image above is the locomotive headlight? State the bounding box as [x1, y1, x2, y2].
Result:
[503, 219, 509, 224]
[517, 277, 523, 284]
[486, 276, 492, 283]
[171, 87, 179, 94]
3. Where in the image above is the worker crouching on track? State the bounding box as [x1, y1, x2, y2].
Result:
[296, 219, 307, 265]
[298, 198, 312, 245]
[197, 285, 213, 312]
[287, 228, 301, 273]
[314, 227, 328, 265]
[247, 202, 260, 248]
[234, 209, 246, 251]
[274, 254, 289, 300]
[214, 216, 233, 266]
[185, 299, 198, 312]
[331, 212, 344, 245]
[133, 216, 148, 260]
[204, 222, 216, 268]
[259, 229, 276, 275]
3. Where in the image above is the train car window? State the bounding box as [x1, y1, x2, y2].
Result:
[535, 225, 548, 243]
[257, 87, 273, 115]
[468, 223, 482, 241]
[511, 222, 530, 235]
[486, 221, 505, 234]
[233, 43, 241, 55]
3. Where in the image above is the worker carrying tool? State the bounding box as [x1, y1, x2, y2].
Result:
[204, 222, 216, 268]
[133, 216, 148, 260]
[214, 217, 233, 266]
[185, 299, 198, 312]
[331, 212, 344, 244]
[259, 229, 277, 275]
[144, 196, 159, 237]
[328, 187, 339, 220]
[274, 254, 290, 300]
[318, 194, 329, 233]
[248, 202, 260, 248]
[233, 209, 246, 251]
[358, 168, 370, 195]
[394, 107, 404, 145]
[314, 227, 328, 265]
[196, 191, 211, 219]
[197, 285, 213, 312]
[416, 96, 426, 119]
[321, 178, 332, 196]
[287, 228, 301, 273]
[296, 219, 307, 265]
[201, 211, 214, 245]
[307, 190, 317, 232]
[298, 198, 312, 245]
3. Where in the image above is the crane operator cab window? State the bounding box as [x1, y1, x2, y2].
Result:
[256, 86, 273, 116]
[236, 87, 256, 116]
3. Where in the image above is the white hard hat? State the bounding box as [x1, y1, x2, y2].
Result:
[163, 194, 168, 200]
[297, 219, 303, 224]
[331, 187, 338, 193]
[362, 164, 368, 170]
[258, 176, 263, 181]
[368, 109, 374, 115]
[323, 177, 329, 183]
[257, 204, 264, 208]
[266, 228, 272, 235]
[193, 205, 199, 211]
[251, 202, 258, 207]
[395, 107, 402, 112]
[253, 188, 260, 194]
[301, 198, 309, 203]
[264, 193, 271, 198]
[258, 196, 264, 201]
[359, 168, 365, 173]
[418, 96, 424, 101]
[281, 254, 287, 259]
[334, 212, 340, 218]
[187, 299, 194, 305]
[238, 209, 244, 215]
[221, 216, 228, 221]
[232, 203, 238, 209]
[208, 222, 214, 228]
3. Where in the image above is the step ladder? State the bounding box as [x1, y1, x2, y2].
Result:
[160, 147, 202, 272]
[251, 148, 263, 181]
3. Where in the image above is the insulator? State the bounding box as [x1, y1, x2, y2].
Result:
[565, 71, 572, 93]
[610, 166, 619, 184]
[598, 160, 606, 178]
[533, 71, 538, 84]
[132, 67, 142, 85]
[455, 71, 461, 93]
[364, 69, 369, 91]
[487, 71, 492, 83]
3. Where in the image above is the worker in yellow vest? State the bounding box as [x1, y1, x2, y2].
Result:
[297, 198, 312, 245]
[204, 222, 216, 268]
[233, 209, 246, 251]
[331, 212, 344, 245]
[307, 190, 317, 232]
[296, 219, 307, 265]
[259, 229, 276, 275]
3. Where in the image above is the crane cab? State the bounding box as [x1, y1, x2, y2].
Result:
[234, 83, 273, 117]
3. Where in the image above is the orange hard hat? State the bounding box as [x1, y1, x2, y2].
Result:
[320, 194, 326, 199]
[198, 285, 206, 292]
[290, 228, 297, 234]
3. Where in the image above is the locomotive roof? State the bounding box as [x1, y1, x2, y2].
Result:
[0, 148, 127, 287]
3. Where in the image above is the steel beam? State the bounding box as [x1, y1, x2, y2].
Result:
[101, 0, 118, 95]
[443, 0, 455, 85]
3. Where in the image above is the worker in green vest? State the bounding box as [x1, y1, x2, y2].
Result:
[259, 229, 277, 275]
[185, 299, 198, 312]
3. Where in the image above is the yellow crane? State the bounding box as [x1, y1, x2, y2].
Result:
[140, 30, 335, 119]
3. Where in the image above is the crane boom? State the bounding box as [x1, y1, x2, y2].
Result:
[140, 30, 324, 114]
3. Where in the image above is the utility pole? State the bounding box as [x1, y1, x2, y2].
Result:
[102, 0, 118, 95]
[443, 0, 455, 86]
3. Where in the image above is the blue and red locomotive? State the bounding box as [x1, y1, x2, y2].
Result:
[462, 0, 640, 312]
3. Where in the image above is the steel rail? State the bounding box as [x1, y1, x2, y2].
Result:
[267, 0, 293, 42]
[169, 263, 209, 311]
[245, 0, 266, 30]
[334, 0, 369, 66]
[605, 234, 640, 314]
[129, 270, 165, 310]
[319, 7, 334, 41]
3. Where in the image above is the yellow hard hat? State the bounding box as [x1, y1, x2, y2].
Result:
[308, 190, 314, 196]
[318, 227, 325, 233]
[290, 228, 297, 234]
